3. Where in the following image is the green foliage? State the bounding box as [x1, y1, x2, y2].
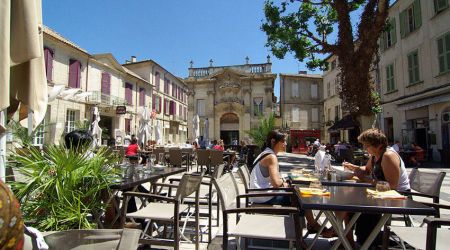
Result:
[246, 112, 275, 147]
[74, 119, 90, 130]
[11, 145, 120, 231]
[371, 91, 382, 114]
[8, 120, 43, 147]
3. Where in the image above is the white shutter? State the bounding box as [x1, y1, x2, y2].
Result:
[312, 108, 319, 122]
[291, 83, 299, 98]
[292, 107, 299, 122]
[311, 83, 318, 99]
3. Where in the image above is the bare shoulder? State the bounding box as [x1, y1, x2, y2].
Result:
[260, 153, 277, 165]
[382, 150, 400, 165]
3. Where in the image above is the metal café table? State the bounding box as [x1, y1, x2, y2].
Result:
[294, 185, 436, 250]
[287, 173, 374, 188]
[104, 167, 186, 228]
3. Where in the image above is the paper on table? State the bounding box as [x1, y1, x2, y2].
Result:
[293, 176, 319, 182]
[366, 189, 406, 199]
[299, 187, 330, 196]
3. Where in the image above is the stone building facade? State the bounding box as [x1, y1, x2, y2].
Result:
[379, 0, 450, 161]
[279, 73, 323, 152]
[37, 26, 186, 146]
[184, 60, 276, 145]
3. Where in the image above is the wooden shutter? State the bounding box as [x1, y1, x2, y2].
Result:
[44, 47, 54, 82]
[391, 18, 397, 45]
[152, 94, 156, 109]
[155, 72, 160, 90]
[399, 10, 406, 38]
[125, 83, 133, 105]
[139, 88, 145, 106]
[101, 72, 110, 95]
[68, 59, 81, 88]
[379, 32, 386, 52]
[413, 0, 422, 29]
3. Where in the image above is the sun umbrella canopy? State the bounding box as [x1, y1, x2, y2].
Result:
[138, 107, 152, 146]
[193, 114, 200, 140]
[155, 120, 162, 145]
[90, 106, 102, 147]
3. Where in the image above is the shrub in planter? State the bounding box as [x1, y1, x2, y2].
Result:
[11, 145, 119, 231]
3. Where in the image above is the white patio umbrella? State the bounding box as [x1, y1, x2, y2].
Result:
[193, 114, 200, 141]
[155, 120, 162, 145]
[1, 0, 47, 181]
[203, 118, 209, 141]
[90, 106, 102, 148]
[138, 107, 152, 146]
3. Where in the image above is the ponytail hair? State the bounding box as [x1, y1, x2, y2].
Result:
[262, 130, 286, 150]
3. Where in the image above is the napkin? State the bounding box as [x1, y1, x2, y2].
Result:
[366, 189, 406, 199]
[293, 176, 319, 182]
[299, 188, 330, 196]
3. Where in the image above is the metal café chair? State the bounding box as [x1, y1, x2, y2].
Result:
[122, 172, 204, 250]
[196, 149, 210, 173]
[213, 172, 303, 249]
[209, 150, 225, 175]
[168, 148, 183, 168]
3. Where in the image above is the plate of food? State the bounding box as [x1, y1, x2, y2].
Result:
[331, 165, 354, 180]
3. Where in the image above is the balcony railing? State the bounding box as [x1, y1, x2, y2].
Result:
[189, 63, 272, 78]
[86, 91, 128, 106]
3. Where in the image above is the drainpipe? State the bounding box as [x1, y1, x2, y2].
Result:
[85, 57, 90, 120]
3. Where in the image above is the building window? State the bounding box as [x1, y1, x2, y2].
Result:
[44, 47, 54, 82]
[164, 78, 169, 94]
[65, 110, 76, 133]
[155, 72, 160, 91]
[437, 32, 450, 73]
[33, 120, 45, 146]
[327, 108, 331, 122]
[253, 97, 263, 116]
[292, 107, 299, 122]
[291, 82, 299, 98]
[125, 119, 131, 134]
[407, 50, 420, 84]
[153, 95, 161, 113]
[101, 72, 111, 95]
[434, 0, 448, 14]
[334, 78, 339, 95]
[197, 99, 205, 116]
[331, 59, 337, 70]
[68, 59, 81, 88]
[139, 87, 145, 106]
[326, 82, 331, 97]
[311, 107, 319, 122]
[164, 98, 170, 115]
[386, 64, 395, 92]
[125, 82, 133, 105]
[311, 83, 318, 99]
[334, 105, 340, 121]
[179, 104, 182, 118]
[400, 0, 421, 38]
[380, 18, 397, 51]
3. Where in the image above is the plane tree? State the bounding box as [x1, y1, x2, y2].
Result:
[262, 0, 389, 116]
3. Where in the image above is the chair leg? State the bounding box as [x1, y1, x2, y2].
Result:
[208, 184, 212, 243]
[223, 212, 228, 250]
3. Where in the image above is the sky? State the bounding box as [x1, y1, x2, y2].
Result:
[42, 0, 322, 99]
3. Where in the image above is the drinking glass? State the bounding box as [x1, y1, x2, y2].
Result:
[159, 153, 165, 166]
[309, 180, 322, 190]
[376, 181, 390, 192]
[150, 154, 156, 166]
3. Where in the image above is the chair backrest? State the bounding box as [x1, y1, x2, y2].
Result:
[212, 164, 225, 179]
[175, 172, 204, 201]
[212, 172, 240, 210]
[210, 150, 224, 166]
[152, 148, 165, 164]
[168, 148, 183, 167]
[196, 149, 210, 166]
[237, 165, 251, 190]
[409, 168, 446, 200]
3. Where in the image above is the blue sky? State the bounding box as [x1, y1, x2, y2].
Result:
[42, 0, 321, 99]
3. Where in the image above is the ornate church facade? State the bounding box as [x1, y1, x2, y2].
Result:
[185, 59, 276, 145]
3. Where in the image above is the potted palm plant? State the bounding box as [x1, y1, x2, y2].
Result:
[10, 144, 119, 231]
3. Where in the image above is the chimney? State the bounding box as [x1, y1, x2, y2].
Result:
[131, 56, 137, 63]
[298, 70, 307, 74]
[125, 60, 130, 64]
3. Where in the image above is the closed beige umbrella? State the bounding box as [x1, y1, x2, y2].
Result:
[1, 0, 47, 180]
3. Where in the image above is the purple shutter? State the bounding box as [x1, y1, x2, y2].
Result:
[44, 47, 54, 82]
[170, 101, 175, 115]
[125, 82, 133, 105]
[155, 72, 160, 90]
[101, 73, 111, 95]
[152, 94, 156, 109]
[164, 98, 167, 114]
[158, 96, 162, 113]
[139, 87, 145, 106]
[179, 104, 182, 116]
[125, 119, 131, 134]
[68, 59, 81, 88]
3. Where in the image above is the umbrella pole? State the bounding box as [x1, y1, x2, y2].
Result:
[28, 108, 33, 136]
[0, 110, 6, 182]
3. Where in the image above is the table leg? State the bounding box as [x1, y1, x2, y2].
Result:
[360, 214, 391, 250]
[324, 211, 353, 250]
[330, 212, 361, 250]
